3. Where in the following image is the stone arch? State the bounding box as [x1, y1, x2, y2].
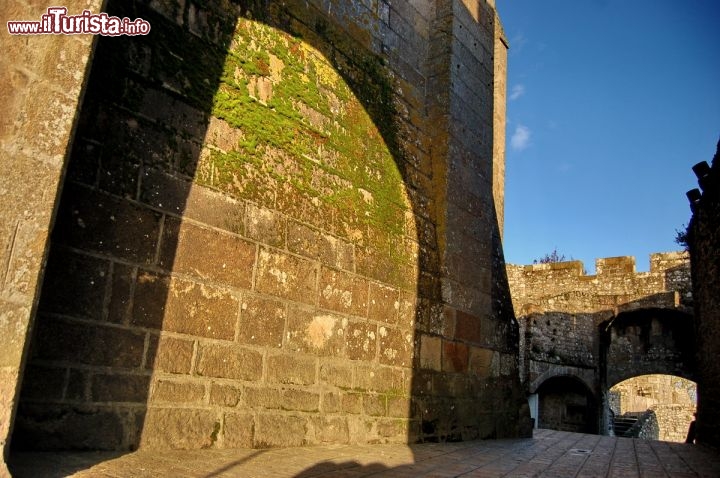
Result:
[601, 308, 696, 389]
[608, 374, 697, 442]
[528, 366, 595, 397]
[535, 375, 598, 434]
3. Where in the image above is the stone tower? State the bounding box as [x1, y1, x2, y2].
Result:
[0, 0, 526, 465]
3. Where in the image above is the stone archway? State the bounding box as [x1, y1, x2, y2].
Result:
[601, 308, 696, 388]
[535, 375, 598, 434]
[599, 308, 696, 436]
[609, 374, 696, 442]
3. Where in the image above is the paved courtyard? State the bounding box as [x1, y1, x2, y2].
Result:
[8, 429, 720, 477]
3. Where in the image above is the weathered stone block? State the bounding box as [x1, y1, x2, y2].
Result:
[319, 361, 353, 389]
[455, 310, 482, 344]
[141, 408, 219, 449]
[468, 346, 493, 378]
[282, 389, 320, 412]
[52, 183, 162, 264]
[363, 394, 387, 417]
[107, 263, 135, 324]
[267, 354, 316, 385]
[317, 233, 354, 271]
[160, 219, 256, 289]
[442, 340, 469, 373]
[255, 248, 318, 305]
[196, 344, 263, 381]
[38, 250, 108, 321]
[419, 334, 442, 371]
[18, 365, 65, 401]
[237, 295, 286, 348]
[287, 221, 320, 260]
[377, 418, 408, 438]
[318, 268, 369, 317]
[342, 393, 363, 414]
[254, 414, 307, 447]
[134, 272, 239, 340]
[286, 308, 346, 356]
[378, 325, 413, 367]
[65, 369, 87, 401]
[368, 282, 400, 324]
[0, 300, 31, 369]
[346, 321, 377, 361]
[151, 379, 205, 404]
[244, 387, 282, 409]
[13, 405, 128, 451]
[92, 373, 151, 403]
[34, 318, 145, 369]
[245, 204, 285, 248]
[398, 291, 417, 330]
[152, 335, 194, 374]
[205, 116, 243, 152]
[184, 184, 245, 235]
[321, 392, 342, 413]
[139, 168, 192, 215]
[222, 412, 254, 448]
[355, 365, 408, 394]
[387, 396, 411, 418]
[313, 416, 349, 444]
[210, 384, 242, 407]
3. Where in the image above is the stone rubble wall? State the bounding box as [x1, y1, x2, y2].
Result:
[508, 252, 691, 392]
[508, 252, 693, 436]
[7, 0, 526, 453]
[688, 140, 720, 448]
[609, 374, 696, 442]
[507, 252, 692, 318]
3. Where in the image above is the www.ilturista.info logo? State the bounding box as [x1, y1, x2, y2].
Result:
[7, 7, 151, 36]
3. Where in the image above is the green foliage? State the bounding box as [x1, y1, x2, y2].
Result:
[674, 224, 689, 251]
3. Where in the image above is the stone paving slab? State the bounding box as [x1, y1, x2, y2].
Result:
[8, 429, 720, 478]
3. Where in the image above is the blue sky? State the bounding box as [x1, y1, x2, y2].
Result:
[496, 0, 720, 272]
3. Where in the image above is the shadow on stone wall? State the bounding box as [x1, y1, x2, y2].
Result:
[11, 0, 522, 457]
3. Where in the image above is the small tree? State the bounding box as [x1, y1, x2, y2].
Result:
[674, 224, 689, 251]
[533, 247, 567, 264]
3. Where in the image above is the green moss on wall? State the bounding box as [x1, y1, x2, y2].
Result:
[200, 16, 413, 269]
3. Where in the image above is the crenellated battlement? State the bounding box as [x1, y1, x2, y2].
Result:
[509, 251, 688, 277]
[506, 251, 691, 316]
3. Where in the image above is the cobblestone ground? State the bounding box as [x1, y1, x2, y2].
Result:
[8, 429, 720, 477]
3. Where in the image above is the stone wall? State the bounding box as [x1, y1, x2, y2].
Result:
[0, 0, 103, 471]
[507, 252, 692, 391]
[609, 374, 696, 442]
[688, 140, 720, 448]
[507, 252, 694, 434]
[6, 0, 528, 454]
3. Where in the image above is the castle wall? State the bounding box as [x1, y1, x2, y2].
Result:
[5, 0, 527, 454]
[507, 252, 694, 434]
[688, 140, 720, 447]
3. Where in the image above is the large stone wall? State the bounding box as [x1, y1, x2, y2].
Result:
[688, 140, 720, 448]
[4, 0, 528, 456]
[507, 252, 694, 434]
[0, 0, 103, 472]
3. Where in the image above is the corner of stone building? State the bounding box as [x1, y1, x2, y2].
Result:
[687, 138, 720, 448]
[0, 0, 103, 468]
